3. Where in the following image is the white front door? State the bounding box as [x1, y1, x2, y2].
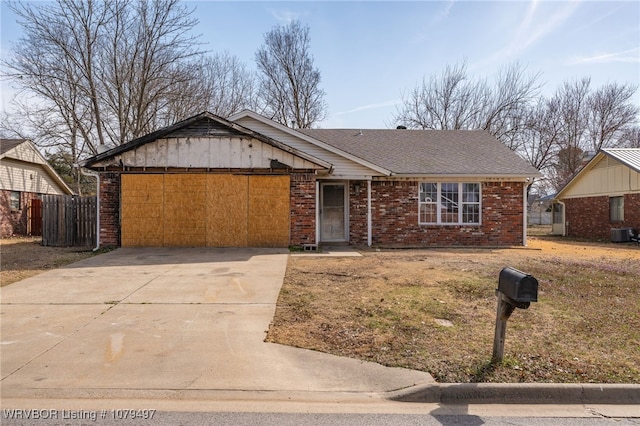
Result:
[320, 183, 347, 242]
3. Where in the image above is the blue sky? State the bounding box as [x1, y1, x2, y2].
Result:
[1, 0, 639, 129]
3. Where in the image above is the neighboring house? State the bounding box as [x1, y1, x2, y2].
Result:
[83, 111, 541, 248]
[528, 193, 554, 226]
[552, 148, 640, 239]
[1, 139, 74, 237]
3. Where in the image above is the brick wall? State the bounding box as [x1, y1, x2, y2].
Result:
[99, 172, 121, 247]
[0, 189, 38, 237]
[564, 193, 640, 239]
[290, 172, 316, 246]
[349, 180, 525, 247]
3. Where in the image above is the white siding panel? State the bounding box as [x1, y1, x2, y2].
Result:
[564, 163, 640, 197]
[7, 143, 45, 165]
[234, 117, 380, 178]
[110, 136, 323, 170]
[0, 160, 67, 194]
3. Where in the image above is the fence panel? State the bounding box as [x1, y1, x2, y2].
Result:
[42, 195, 96, 247]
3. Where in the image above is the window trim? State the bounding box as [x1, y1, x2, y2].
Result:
[419, 182, 481, 225]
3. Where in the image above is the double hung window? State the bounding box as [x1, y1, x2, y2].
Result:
[419, 182, 480, 225]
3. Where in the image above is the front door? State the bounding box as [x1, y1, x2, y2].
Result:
[320, 183, 347, 242]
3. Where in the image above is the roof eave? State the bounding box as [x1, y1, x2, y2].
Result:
[381, 173, 540, 181]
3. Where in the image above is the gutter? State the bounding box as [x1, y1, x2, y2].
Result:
[79, 168, 101, 251]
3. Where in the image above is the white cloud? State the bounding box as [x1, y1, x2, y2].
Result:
[471, 1, 581, 71]
[335, 99, 401, 116]
[270, 9, 301, 23]
[569, 47, 640, 65]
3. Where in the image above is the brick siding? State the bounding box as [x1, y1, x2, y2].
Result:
[290, 172, 317, 246]
[0, 189, 38, 238]
[349, 180, 525, 247]
[99, 172, 121, 247]
[564, 193, 640, 239]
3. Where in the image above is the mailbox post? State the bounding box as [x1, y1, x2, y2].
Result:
[492, 267, 538, 364]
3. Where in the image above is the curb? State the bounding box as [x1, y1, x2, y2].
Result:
[387, 383, 640, 405]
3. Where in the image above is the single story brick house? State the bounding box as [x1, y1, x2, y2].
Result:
[82, 110, 540, 248]
[552, 148, 640, 240]
[1, 139, 74, 237]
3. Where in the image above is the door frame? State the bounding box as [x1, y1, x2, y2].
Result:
[318, 181, 349, 243]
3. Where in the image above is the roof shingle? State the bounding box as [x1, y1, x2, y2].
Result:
[298, 129, 540, 176]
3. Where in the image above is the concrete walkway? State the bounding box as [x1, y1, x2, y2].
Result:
[1, 248, 433, 403]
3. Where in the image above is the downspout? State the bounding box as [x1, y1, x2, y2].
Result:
[80, 168, 100, 251]
[523, 181, 528, 246]
[315, 180, 320, 245]
[367, 179, 372, 247]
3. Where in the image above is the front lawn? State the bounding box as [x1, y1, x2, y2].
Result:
[267, 238, 640, 383]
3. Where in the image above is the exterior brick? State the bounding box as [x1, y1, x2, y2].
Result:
[564, 193, 640, 240]
[99, 172, 121, 247]
[290, 172, 316, 246]
[349, 180, 525, 247]
[0, 189, 39, 237]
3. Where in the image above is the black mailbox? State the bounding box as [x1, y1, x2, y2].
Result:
[498, 267, 538, 303]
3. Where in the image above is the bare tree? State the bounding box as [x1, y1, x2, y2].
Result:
[586, 82, 639, 152]
[164, 52, 259, 123]
[394, 62, 540, 149]
[518, 97, 563, 177]
[620, 126, 640, 148]
[396, 63, 485, 130]
[255, 20, 327, 128]
[3, 0, 203, 155]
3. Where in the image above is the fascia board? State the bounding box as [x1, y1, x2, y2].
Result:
[229, 110, 392, 176]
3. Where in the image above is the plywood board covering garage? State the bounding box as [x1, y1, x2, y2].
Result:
[206, 175, 248, 247]
[121, 174, 164, 247]
[164, 174, 207, 247]
[120, 174, 290, 247]
[248, 175, 291, 247]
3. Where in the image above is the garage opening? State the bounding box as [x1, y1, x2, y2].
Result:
[121, 174, 290, 247]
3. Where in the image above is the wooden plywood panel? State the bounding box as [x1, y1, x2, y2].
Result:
[206, 175, 248, 247]
[248, 175, 290, 247]
[163, 174, 207, 247]
[121, 174, 164, 247]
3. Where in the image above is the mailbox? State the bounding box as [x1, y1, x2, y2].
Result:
[498, 267, 538, 303]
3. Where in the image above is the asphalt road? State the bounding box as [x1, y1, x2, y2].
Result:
[2, 410, 639, 426]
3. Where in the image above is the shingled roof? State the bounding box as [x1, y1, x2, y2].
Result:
[298, 129, 541, 177]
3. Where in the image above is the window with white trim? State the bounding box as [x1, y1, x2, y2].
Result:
[419, 182, 480, 225]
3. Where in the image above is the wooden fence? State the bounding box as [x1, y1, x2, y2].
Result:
[42, 195, 97, 247]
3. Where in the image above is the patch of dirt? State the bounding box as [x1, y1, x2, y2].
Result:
[268, 236, 640, 383]
[0, 237, 97, 286]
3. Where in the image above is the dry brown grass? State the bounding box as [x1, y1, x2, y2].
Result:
[267, 237, 640, 383]
[0, 237, 98, 287]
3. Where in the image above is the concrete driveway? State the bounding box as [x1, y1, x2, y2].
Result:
[1, 248, 433, 403]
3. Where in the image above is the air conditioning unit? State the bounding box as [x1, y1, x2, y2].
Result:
[611, 228, 632, 243]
